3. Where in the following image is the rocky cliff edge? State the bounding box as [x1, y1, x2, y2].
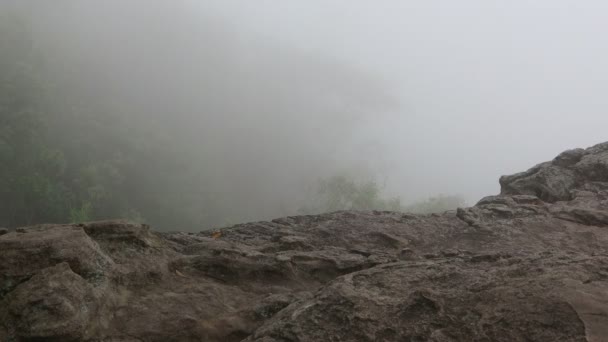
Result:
[2, 142, 608, 341]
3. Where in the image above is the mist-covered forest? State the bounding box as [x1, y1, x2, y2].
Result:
[0, 1, 468, 230]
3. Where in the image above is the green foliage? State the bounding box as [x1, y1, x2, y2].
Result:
[0, 14, 113, 227]
[0, 13, 71, 226]
[300, 174, 466, 215]
[122, 208, 145, 224]
[69, 202, 92, 223]
[404, 195, 467, 214]
[300, 174, 404, 214]
[0, 14, 218, 229]
[0, 12, 466, 230]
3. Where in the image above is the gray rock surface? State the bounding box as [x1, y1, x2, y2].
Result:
[2, 142, 608, 341]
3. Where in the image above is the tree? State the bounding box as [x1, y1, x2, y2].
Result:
[0, 13, 70, 226]
[299, 174, 403, 214]
[404, 195, 467, 214]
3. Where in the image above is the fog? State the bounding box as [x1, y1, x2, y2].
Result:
[2, 0, 608, 229]
[203, 1, 608, 202]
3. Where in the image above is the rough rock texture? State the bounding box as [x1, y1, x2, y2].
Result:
[2, 142, 608, 341]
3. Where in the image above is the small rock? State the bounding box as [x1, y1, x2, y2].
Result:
[0, 228, 8, 235]
[441, 250, 460, 257]
[399, 248, 416, 260]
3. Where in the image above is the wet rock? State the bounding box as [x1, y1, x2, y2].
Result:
[2, 143, 608, 341]
[0, 224, 113, 293]
[245, 257, 597, 342]
[2, 263, 97, 341]
[81, 220, 162, 248]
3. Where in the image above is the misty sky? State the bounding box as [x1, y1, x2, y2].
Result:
[202, 1, 608, 202]
[6, 0, 608, 217]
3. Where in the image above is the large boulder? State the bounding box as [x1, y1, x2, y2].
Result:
[1, 263, 98, 341]
[0, 224, 113, 299]
[500, 142, 608, 202]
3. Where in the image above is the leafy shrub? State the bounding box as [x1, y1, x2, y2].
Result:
[404, 195, 466, 214]
[300, 174, 465, 215]
[69, 202, 92, 223]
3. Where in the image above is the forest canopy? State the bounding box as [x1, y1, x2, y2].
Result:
[0, 4, 465, 230]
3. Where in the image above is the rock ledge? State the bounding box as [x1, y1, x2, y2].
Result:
[2, 143, 608, 341]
